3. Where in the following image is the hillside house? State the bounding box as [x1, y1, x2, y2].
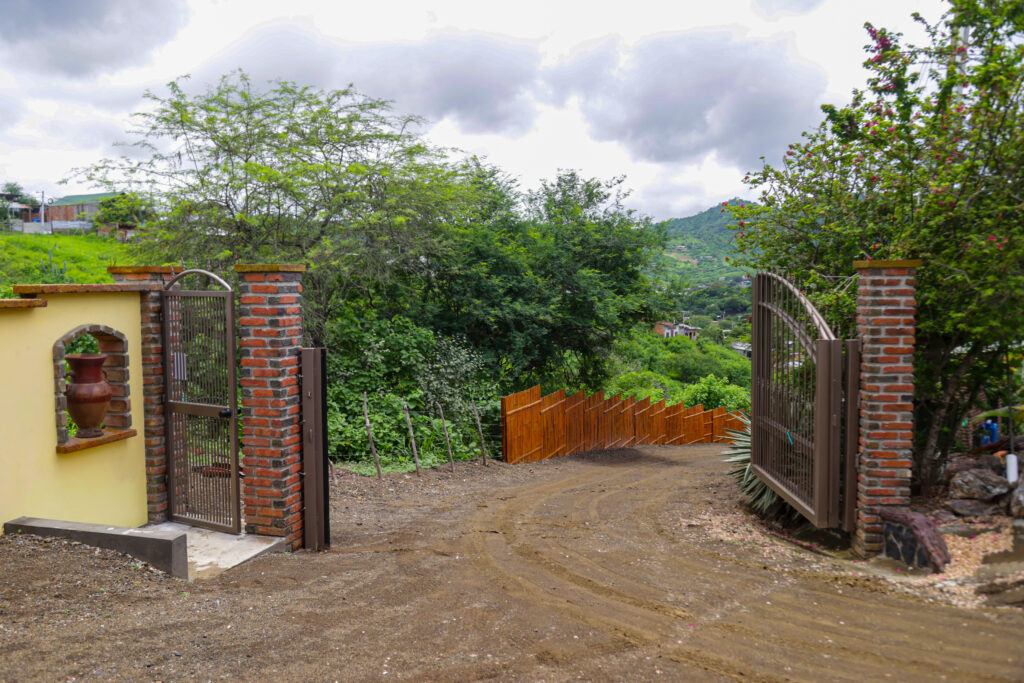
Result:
[653, 321, 700, 340]
[46, 192, 122, 222]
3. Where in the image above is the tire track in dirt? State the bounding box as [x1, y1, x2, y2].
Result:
[629, 450, 1024, 678]
[464, 446, 1024, 681]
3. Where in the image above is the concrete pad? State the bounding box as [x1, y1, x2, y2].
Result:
[4, 516, 188, 578]
[150, 522, 285, 580]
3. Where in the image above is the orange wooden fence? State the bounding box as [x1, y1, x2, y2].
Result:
[500, 386, 745, 464]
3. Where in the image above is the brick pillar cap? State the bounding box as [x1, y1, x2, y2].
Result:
[234, 264, 307, 273]
[853, 259, 923, 270]
[107, 265, 185, 274]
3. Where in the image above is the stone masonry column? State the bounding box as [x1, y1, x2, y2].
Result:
[107, 265, 183, 524]
[852, 259, 922, 557]
[234, 264, 306, 549]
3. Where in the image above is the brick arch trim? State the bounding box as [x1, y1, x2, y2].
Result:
[53, 324, 131, 445]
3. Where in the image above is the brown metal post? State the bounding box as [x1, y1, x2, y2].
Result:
[301, 348, 329, 551]
[842, 340, 861, 532]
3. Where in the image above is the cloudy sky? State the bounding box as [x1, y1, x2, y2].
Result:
[0, 0, 945, 219]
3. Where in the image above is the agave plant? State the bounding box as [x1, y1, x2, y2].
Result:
[723, 413, 800, 523]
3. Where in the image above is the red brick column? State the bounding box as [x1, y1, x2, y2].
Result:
[234, 264, 306, 549]
[852, 259, 922, 557]
[108, 266, 183, 523]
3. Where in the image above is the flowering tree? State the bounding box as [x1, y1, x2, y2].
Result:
[731, 0, 1024, 489]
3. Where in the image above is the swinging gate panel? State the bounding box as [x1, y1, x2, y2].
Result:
[162, 271, 241, 534]
[750, 272, 858, 530]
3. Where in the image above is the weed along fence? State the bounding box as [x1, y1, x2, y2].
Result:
[500, 386, 744, 464]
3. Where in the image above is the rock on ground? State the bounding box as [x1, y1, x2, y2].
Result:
[949, 468, 1011, 501]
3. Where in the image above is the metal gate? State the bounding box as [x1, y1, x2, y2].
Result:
[751, 272, 859, 530]
[162, 270, 241, 533]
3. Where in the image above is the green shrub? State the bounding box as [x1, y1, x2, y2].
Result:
[604, 370, 685, 403]
[681, 374, 750, 412]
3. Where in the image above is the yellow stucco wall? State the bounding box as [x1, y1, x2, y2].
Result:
[0, 293, 147, 529]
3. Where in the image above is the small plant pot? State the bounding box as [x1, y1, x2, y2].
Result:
[65, 354, 111, 438]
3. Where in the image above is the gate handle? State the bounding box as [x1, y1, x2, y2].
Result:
[219, 408, 233, 418]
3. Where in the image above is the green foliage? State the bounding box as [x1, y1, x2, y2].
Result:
[323, 310, 498, 470]
[609, 329, 751, 388]
[604, 370, 686, 404]
[39, 245, 67, 282]
[66, 334, 99, 354]
[2, 181, 38, 207]
[731, 1, 1024, 486]
[682, 375, 751, 412]
[0, 234, 131, 295]
[93, 193, 153, 227]
[410, 167, 669, 390]
[74, 73, 667, 396]
[723, 414, 800, 522]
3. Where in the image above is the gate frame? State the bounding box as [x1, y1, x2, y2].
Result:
[750, 272, 857, 530]
[161, 269, 241, 534]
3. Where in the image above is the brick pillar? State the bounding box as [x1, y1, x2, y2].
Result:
[108, 266, 183, 524]
[852, 259, 922, 557]
[234, 264, 306, 549]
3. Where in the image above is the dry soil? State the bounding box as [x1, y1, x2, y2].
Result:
[2, 444, 1023, 681]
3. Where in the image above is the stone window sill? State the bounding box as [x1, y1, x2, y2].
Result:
[57, 428, 137, 454]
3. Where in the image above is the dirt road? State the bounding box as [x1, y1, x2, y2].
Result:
[2, 445, 1022, 681]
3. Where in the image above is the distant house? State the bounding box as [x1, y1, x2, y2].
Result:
[6, 201, 36, 222]
[47, 192, 122, 222]
[731, 341, 752, 358]
[653, 321, 700, 341]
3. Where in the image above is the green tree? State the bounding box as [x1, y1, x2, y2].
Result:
[1, 182, 38, 207]
[93, 192, 153, 228]
[411, 168, 669, 390]
[732, 0, 1024, 487]
[75, 71, 476, 345]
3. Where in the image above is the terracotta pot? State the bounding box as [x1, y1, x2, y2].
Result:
[65, 354, 111, 439]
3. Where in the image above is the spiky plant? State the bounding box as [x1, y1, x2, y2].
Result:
[723, 413, 800, 523]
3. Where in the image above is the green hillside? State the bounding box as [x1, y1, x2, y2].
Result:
[658, 198, 752, 286]
[0, 233, 132, 297]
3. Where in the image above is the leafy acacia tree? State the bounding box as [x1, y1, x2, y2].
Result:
[732, 0, 1024, 488]
[75, 71, 478, 344]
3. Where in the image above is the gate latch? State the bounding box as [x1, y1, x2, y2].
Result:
[219, 408, 233, 418]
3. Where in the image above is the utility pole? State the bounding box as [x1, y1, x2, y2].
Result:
[39, 190, 45, 224]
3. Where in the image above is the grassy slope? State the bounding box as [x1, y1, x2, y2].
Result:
[0, 233, 133, 296]
[658, 199, 752, 286]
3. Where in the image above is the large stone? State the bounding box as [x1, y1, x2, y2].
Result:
[943, 456, 990, 483]
[879, 508, 951, 572]
[1010, 484, 1024, 518]
[945, 498, 1000, 517]
[949, 469, 1011, 501]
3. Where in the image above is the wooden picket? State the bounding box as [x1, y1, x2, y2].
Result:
[501, 385, 745, 463]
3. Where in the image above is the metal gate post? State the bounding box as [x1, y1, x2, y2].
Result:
[301, 348, 329, 550]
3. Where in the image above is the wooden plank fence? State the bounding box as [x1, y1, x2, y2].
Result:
[501, 385, 746, 464]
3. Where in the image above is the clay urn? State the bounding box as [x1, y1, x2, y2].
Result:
[65, 354, 112, 438]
